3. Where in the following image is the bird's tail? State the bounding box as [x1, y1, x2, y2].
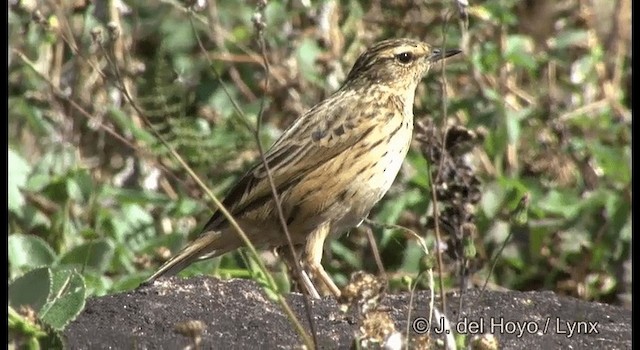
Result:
[141, 232, 222, 286]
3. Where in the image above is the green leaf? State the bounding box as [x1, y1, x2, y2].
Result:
[537, 190, 582, 219]
[41, 177, 70, 203]
[25, 173, 52, 192]
[9, 148, 31, 215]
[209, 86, 241, 119]
[619, 217, 631, 242]
[505, 107, 532, 144]
[505, 35, 536, 70]
[9, 267, 52, 313]
[484, 121, 508, 158]
[400, 243, 425, 274]
[510, 193, 530, 226]
[121, 203, 155, 228]
[481, 182, 507, 218]
[9, 306, 47, 339]
[570, 55, 598, 86]
[58, 239, 115, 272]
[66, 175, 85, 202]
[38, 268, 86, 330]
[376, 189, 422, 246]
[484, 0, 518, 24]
[558, 229, 591, 254]
[161, 19, 195, 53]
[109, 274, 146, 294]
[9, 234, 57, 274]
[34, 146, 76, 175]
[9, 96, 54, 137]
[100, 186, 169, 205]
[297, 38, 323, 85]
[553, 30, 589, 50]
[66, 170, 93, 203]
[265, 1, 287, 27]
[19, 206, 52, 232]
[486, 220, 511, 245]
[589, 142, 631, 184]
[105, 203, 156, 242]
[605, 193, 631, 242]
[472, 42, 499, 73]
[107, 107, 155, 144]
[143, 231, 186, 255]
[330, 240, 362, 269]
[344, 0, 365, 26]
[172, 197, 202, 216]
[82, 272, 113, 297]
[528, 226, 550, 259]
[407, 152, 430, 189]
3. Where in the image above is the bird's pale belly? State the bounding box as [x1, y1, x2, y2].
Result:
[288, 118, 413, 237]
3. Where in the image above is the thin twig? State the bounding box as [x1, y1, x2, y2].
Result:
[183, 8, 314, 348]
[405, 272, 422, 349]
[476, 193, 529, 304]
[12, 50, 186, 188]
[429, 8, 457, 349]
[39, 9, 309, 346]
[363, 224, 386, 282]
[205, 1, 257, 101]
[17, 30, 289, 323]
[252, 7, 318, 348]
[188, 19, 256, 135]
[162, 0, 287, 86]
[363, 219, 435, 342]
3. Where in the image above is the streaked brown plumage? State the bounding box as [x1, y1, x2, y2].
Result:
[143, 38, 461, 298]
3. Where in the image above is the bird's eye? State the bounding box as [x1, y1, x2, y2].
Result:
[395, 52, 414, 64]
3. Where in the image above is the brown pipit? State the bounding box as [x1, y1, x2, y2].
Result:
[143, 38, 461, 298]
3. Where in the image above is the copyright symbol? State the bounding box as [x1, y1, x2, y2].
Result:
[412, 317, 430, 334]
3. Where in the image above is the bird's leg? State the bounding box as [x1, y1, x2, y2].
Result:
[305, 222, 342, 298]
[299, 269, 322, 299]
[277, 245, 322, 299]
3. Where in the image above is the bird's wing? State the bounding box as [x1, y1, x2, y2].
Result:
[201, 89, 383, 232]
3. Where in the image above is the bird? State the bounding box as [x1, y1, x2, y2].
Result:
[143, 38, 461, 298]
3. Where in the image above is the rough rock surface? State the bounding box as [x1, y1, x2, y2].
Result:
[64, 276, 631, 349]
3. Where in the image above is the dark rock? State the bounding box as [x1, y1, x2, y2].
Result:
[64, 276, 631, 349]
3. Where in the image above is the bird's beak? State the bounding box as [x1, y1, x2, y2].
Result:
[427, 48, 462, 62]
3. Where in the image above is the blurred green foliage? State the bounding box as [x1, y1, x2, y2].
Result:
[8, 0, 630, 346]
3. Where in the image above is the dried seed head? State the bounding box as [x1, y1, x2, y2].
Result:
[31, 10, 45, 25]
[90, 27, 103, 44]
[339, 271, 385, 315]
[107, 22, 120, 40]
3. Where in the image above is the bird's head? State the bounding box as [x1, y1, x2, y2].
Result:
[343, 38, 461, 91]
